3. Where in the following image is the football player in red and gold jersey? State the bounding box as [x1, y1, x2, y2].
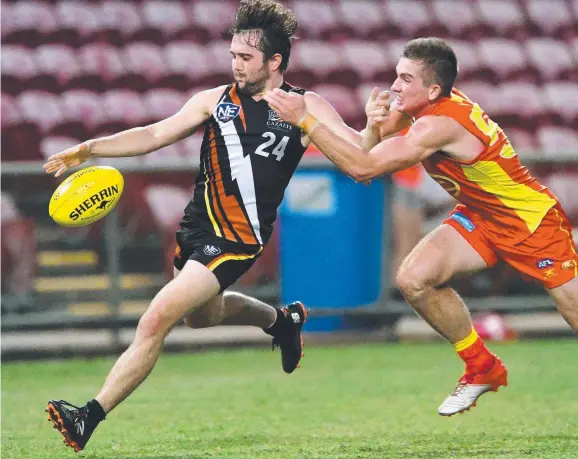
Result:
[265, 37, 578, 417]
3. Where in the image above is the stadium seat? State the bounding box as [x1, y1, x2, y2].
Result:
[291, 1, 342, 39]
[123, 42, 167, 85]
[34, 45, 80, 89]
[143, 89, 186, 121]
[431, 0, 478, 39]
[97, 89, 148, 134]
[384, 0, 446, 37]
[40, 135, 81, 160]
[536, 126, 578, 157]
[543, 82, 578, 126]
[188, 1, 237, 42]
[163, 41, 212, 88]
[338, 0, 390, 39]
[1, 45, 38, 94]
[525, 0, 574, 38]
[525, 39, 576, 82]
[96, 1, 145, 46]
[75, 44, 127, 92]
[55, 1, 100, 46]
[342, 41, 396, 83]
[498, 82, 543, 130]
[60, 90, 104, 137]
[204, 40, 235, 86]
[292, 41, 349, 86]
[457, 81, 501, 117]
[18, 91, 64, 134]
[477, 39, 533, 83]
[180, 134, 204, 159]
[141, 1, 188, 40]
[312, 84, 363, 128]
[502, 128, 538, 153]
[475, 0, 527, 38]
[144, 184, 191, 231]
[446, 40, 486, 81]
[1, 94, 21, 128]
[3, 1, 58, 47]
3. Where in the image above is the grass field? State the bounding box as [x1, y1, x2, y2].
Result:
[3, 340, 578, 458]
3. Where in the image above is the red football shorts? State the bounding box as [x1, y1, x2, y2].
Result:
[444, 204, 578, 289]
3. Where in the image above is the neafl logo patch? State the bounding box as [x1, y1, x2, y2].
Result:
[215, 102, 241, 123]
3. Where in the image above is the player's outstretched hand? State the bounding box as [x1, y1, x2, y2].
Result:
[263, 89, 307, 126]
[365, 87, 392, 128]
[43, 143, 92, 177]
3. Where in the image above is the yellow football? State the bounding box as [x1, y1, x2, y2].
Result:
[49, 166, 124, 227]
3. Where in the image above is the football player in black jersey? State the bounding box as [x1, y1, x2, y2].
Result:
[42, 0, 393, 452]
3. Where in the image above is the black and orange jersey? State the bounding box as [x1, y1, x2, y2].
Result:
[183, 82, 308, 246]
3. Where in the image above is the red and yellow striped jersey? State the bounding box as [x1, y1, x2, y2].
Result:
[419, 88, 558, 243]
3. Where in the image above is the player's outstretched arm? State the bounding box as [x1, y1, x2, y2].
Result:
[43, 87, 224, 177]
[263, 88, 457, 182]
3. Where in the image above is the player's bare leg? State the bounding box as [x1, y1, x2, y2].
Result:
[46, 260, 220, 452]
[180, 273, 307, 374]
[396, 224, 508, 416]
[548, 275, 578, 333]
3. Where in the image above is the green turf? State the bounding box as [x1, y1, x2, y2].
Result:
[2, 340, 578, 458]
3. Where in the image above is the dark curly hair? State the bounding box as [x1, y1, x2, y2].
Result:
[223, 0, 299, 73]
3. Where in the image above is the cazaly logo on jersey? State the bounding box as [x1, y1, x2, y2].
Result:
[267, 109, 292, 133]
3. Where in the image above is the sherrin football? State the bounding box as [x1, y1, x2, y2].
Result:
[49, 166, 124, 227]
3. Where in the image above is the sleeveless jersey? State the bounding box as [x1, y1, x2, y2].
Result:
[183, 82, 307, 246]
[419, 88, 558, 243]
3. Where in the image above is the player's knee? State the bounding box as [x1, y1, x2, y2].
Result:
[396, 264, 431, 299]
[183, 302, 223, 329]
[137, 308, 171, 340]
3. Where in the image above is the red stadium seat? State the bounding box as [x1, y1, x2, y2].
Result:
[1, 45, 38, 94]
[457, 81, 501, 117]
[384, 0, 445, 37]
[475, 0, 527, 39]
[60, 90, 104, 136]
[291, 1, 341, 39]
[34, 45, 80, 88]
[18, 91, 64, 134]
[141, 1, 188, 39]
[342, 41, 396, 83]
[97, 89, 148, 134]
[1, 92, 42, 161]
[338, 0, 390, 39]
[525, 39, 576, 82]
[502, 128, 538, 153]
[525, 0, 574, 39]
[188, 1, 237, 42]
[123, 42, 167, 84]
[143, 89, 186, 121]
[163, 41, 212, 88]
[291, 41, 349, 86]
[498, 82, 543, 130]
[477, 39, 532, 83]
[205, 40, 237, 86]
[543, 82, 578, 126]
[432, 1, 478, 39]
[1, 94, 21, 128]
[446, 40, 486, 81]
[55, 1, 100, 46]
[536, 126, 578, 157]
[312, 84, 363, 128]
[75, 44, 126, 92]
[3, 1, 58, 47]
[96, 1, 145, 46]
[180, 134, 204, 160]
